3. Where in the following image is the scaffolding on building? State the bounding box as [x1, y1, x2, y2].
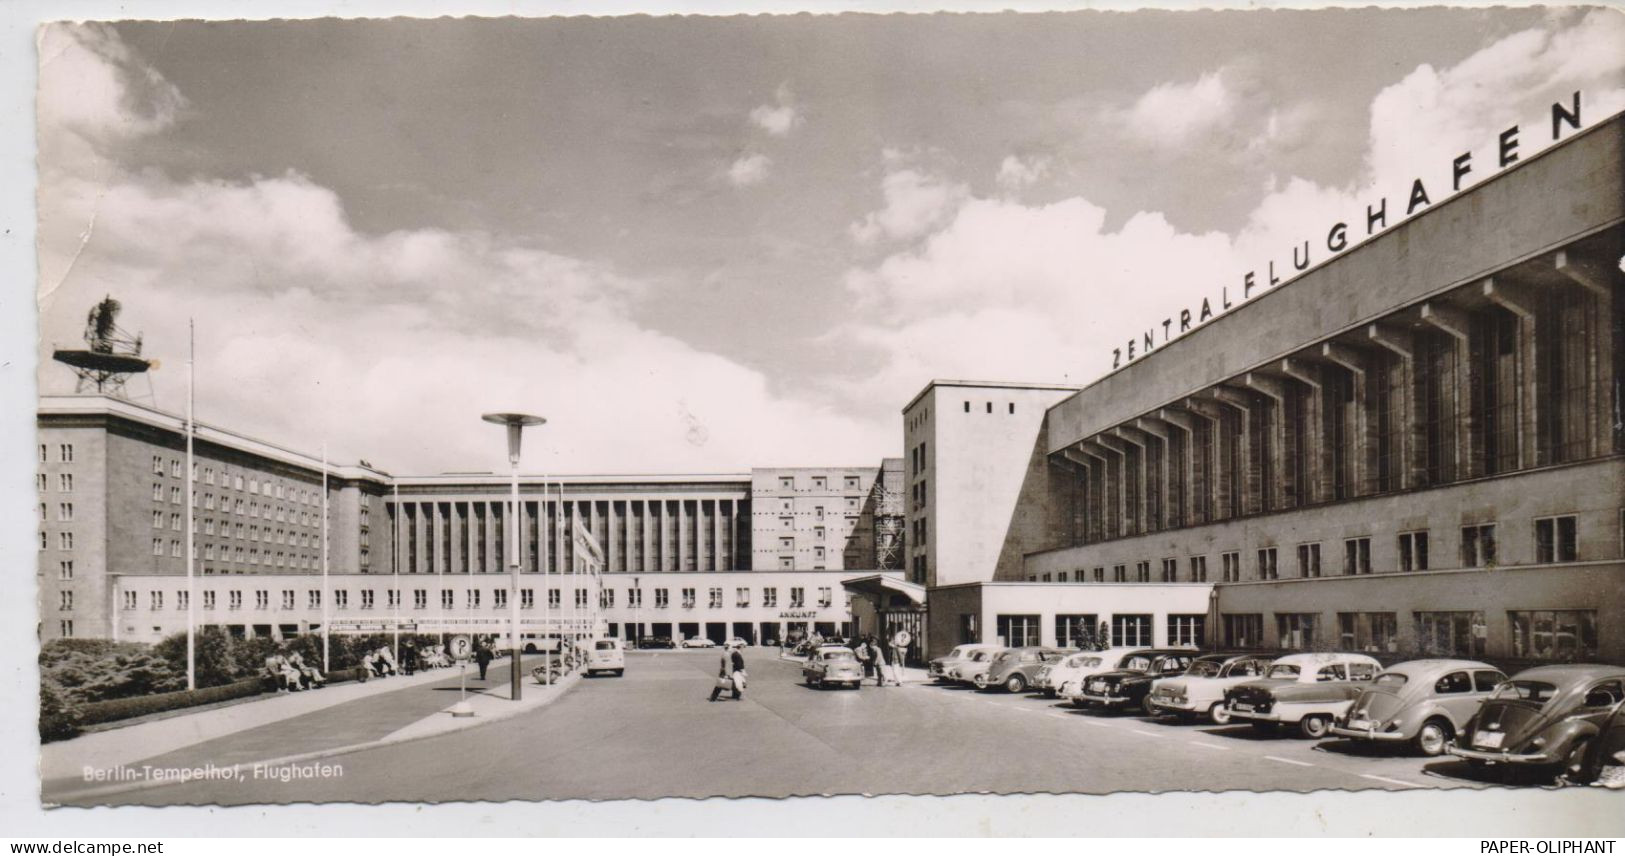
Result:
[871, 478, 904, 570]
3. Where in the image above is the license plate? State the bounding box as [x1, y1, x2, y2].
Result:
[1234, 702, 1253, 712]
[1473, 731, 1505, 749]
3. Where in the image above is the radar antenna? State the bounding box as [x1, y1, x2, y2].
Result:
[52, 295, 154, 396]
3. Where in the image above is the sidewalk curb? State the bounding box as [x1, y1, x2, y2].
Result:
[46, 671, 583, 805]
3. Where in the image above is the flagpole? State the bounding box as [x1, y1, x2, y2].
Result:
[321, 443, 330, 673]
[392, 481, 401, 663]
[185, 319, 196, 692]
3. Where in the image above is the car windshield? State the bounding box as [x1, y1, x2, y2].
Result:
[1266, 664, 1302, 679]
[822, 650, 856, 662]
[994, 651, 1015, 662]
[1121, 655, 1153, 671]
[1186, 660, 1224, 678]
[1490, 680, 1559, 705]
[1373, 673, 1408, 690]
[1068, 655, 1102, 668]
[947, 647, 968, 659]
[970, 651, 991, 662]
[595, 641, 617, 651]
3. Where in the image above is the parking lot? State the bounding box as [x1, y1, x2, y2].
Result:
[83, 647, 1531, 806]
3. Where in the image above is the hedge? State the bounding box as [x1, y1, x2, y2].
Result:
[76, 677, 266, 729]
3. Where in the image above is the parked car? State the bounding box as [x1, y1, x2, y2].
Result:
[1578, 694, 1625, 785]
[637, 636, 676, 650]
[981, 647, 1072, 692]
[1447, 664, 1625, 783]
[930, 643, 1002, 683]
[1223, 652, 1382, 738]
[951, 647, 1009, 686]
[1148, 653, 1275, 724]
[802, 645, 865, 690]
[586, 638, 626, 677]
[680, 636, 718, 649]
[1055, 648, 1157, 705]
[1328, 659, 1506, 756]
[728, 637, 751, 648]
[1076, 650, 1201, 714]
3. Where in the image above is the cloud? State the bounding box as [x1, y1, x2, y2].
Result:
[725, 152, 772, 187]
[848, 168, 968, 246]
[36, 25, 885, 474]
[994, 155, 1049, 194]
[828, 12, 1625, 405]
[748, 83, 801, 137]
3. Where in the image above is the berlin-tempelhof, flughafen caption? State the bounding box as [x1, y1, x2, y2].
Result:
[29, 10, 1625, 806]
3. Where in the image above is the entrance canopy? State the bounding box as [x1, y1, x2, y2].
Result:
[841, 574, 926, 609]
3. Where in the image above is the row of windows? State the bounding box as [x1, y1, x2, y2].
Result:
[36, 473, 74, 492]
[188, 490, 322, 527]
[40, 444, 74, 463]
[774, 475, 864, 491]
[988, 613, 1200, 648]
[1221, 609, 1598, 661]
[1033, 516, 1588, 583]
[121, 585, 836, 612]
[963, 400, 1017, 415]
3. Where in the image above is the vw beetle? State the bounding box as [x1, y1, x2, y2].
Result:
[1328, 659, 1506, 756]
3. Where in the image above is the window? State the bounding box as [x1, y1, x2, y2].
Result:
[281, 590, 295, 610]
[153, 455, 164, 474]
[254, 590, 269, 610]
[655, 589, 669, 609]
[1534, 516, 1579, 564]
[203, 591, 215, 610]
[1386, 531, 1424, 574]
[1296, 543, 1321, 578]
[171, 487, 181, 504]
[465, 589, 480, 609]
[123, 591, 138, 610]
[790, 587, 805, 608]
[1093, 567, 1105, 583]
[844, 475, 860, 490]
[1167, 614, 1205, 647]
[1509, 609, 1598, 660]
[681, 588, 696, 609]
[707, 587, 723, 609]
[574, 589, 588, 609]
[59, 620, 73, 638]
[777, 557, 794, 570]
[1337, 612, 1398, 654]
[779, 476, 794, 490]
[627, 588, 642, 608]
[153, 510, 163, 529]
[362, 590, 377, 610]
[1221, 551, 1240, 583]
[441, 591, 453, 610]
[39, 444, 47, 463]
[812, 476, 827, 490]
[1257, 547, 1279, 580]
[434, 590, 448, 609]
[1112, 564, 1126, 582]
[229, 591, 242, 610]
[59, 532, 74, 550]
[1134, 561, 1150, 582]
[1343, 537, 1371, 575]
[996, 614, 1041, 647]
[817, 587, 832, 607]
[171, 513, 182, 531]
[1462, 524, 1497, 568]
[59, 591, 73, 611]
[59, 473, 73, 492]
[1111, 614, 1153, 647]
[735, 587, 750, 608]
[1275, 613, 1318, 649]
[762, 587, 777, 608]
[59, 560, 73, 580]
[494, 590, 507, 609]
[1054, 614, 1099, 648]
[170, 460, 181, 477]
[1160, 558, 1177, 582]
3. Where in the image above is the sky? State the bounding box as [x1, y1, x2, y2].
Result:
[32, 7, 1625, 476]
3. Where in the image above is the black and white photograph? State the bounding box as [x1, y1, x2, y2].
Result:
[7, 0, 1625, 837]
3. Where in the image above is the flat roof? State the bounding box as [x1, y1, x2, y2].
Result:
[902, 378, 1081, 414]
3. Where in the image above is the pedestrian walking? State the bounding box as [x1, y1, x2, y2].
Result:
[888, 630, 912, 686]
[474, 639, 494, 680]
[708, 645, 739, 701]
[855, 636, 874, 682]
[871, 636, 890, 687]
[730, 643, 748, 698]
[402, 641, 419, 676]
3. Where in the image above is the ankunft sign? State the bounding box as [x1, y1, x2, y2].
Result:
[1109, 91, 1592, 371]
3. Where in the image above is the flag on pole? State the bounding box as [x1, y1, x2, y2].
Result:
[572, 517, 604, 571]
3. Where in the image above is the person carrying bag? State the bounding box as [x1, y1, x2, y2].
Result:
[708, 646, 740, 702]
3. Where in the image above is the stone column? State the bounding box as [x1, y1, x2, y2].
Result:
[1244, 372, 1290, 511]
[1207, 387, 1257, 516]
[1279, 358, 1328, 505]
[1484, 277, 1540, 468]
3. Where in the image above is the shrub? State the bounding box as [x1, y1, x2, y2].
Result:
[39, 681, 83, 743]
[76, 677, 265, 729]
[42, 642, 185, 705]
[153, 627, 238, 689]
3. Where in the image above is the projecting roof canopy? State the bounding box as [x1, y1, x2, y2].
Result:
[841, 574, 926, 606]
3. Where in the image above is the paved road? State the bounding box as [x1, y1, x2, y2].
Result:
[81, 649, 1497, 805]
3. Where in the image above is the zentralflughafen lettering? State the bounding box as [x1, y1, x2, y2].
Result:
[1109, 91, 1588, 371]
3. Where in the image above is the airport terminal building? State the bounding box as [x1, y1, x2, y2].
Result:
[914, 112, 1624, 664]
[36, 394, 905, 646]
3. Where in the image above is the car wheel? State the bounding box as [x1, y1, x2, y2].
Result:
[1298, 714, 1331, 740]
[804, 675, 814, 686]
[1563, 738, 1594, 785]
[1209, 703, 1231, 725]
[1005, 674, 1028, 694]
[1141, 695, 1157, 717]
[1413, 719, 1452, 757]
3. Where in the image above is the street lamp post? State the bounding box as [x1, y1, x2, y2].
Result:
[482, 412, 546, 703]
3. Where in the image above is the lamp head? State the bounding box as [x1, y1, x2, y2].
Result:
[481, 412, 546, 464]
